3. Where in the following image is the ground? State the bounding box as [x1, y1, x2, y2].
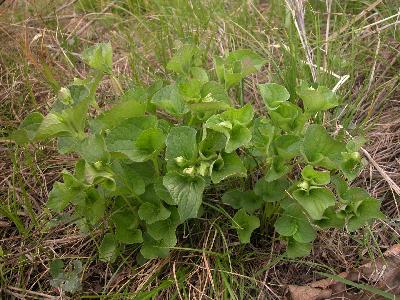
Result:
[0, 0, 399, 299]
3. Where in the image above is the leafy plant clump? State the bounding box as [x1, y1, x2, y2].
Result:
[12, 43, 384, 261]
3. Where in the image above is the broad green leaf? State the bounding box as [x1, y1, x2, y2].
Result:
[78, 134, 110, 163]
[222, 103, 254, 126]
[47, 182, 84, 212]
[302, 124, 346, 169]
[296, 84, 338, 114]
[167, 44, 200, 75]
[269, 102, 306, 133]
[76, 188, 106, 225]
[275, 215, 298, 236]
[98, 233, 119, 262]
[178, 79, 202, 99]
[191, 67, 209, 83]
[10, 112, 44, 144]
[264, 156, 291, 182]
[210, 152, 247, 184]
[90, 99, 147, 133]
[130, 128, 165, 162]
[254, 178, 289, 202]
[315, 207, 346, 229]
[147, 208, 181, 245]
[346, 136, 366, 152]
[225, 49, 266, 76]
[151, 84, 188, 116]
[140, 233, 173, 260]
[199, 130, 227, 160]
[222, 190, 263, 213]
[112, 210, 143, 244]
[251, 117, 276, 156]
[35, 113, 72, 141]
[163, 172, 205, 220]
[273, 134, 301, 160]
[82, 42, 112, 74]
[154, 178, 175, 205]
[347, 198, 383, 232]
[82, 162, 116, 190]
[276, 203, 316, 243]
[165, 126, 198, 168]
[111, 161, 146, 196]
[138, 198, 170, 225]
[286, 238, 312, 258]
[105, 116, 157, 160]
[201, 81, 230, 104]
[331, 175, 348, 198]
[258, 83, 290, 110]
[226, 125, 252, 153]
[232, 208, 260, 244]
[301, 165, 330, 186]
[293, 188, 336, 220]
[339, 151, 365, 181]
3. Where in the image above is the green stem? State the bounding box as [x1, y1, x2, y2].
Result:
[152, 156, 160, 177]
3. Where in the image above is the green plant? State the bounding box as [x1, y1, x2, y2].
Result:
[11, 42, 384, 261]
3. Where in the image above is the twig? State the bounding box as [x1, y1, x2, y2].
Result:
[360, 147, 400, 197]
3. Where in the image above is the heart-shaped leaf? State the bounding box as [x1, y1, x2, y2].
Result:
[258, 83, 290, 110]
[293, 188, 336, 220]
[232, 209, 260, 243]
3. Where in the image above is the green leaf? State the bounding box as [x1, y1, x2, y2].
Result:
[347, 197, 383, 232]
[78, 134, 110, 163]
[82, 42, 112, 74]
[275, 215, 298, 236]
[111, 161, 146, 196]
[165, 126, 198, 168]
[222, 190, 263, 213]
[269, 102, 306, 133]
[163, 172, 205, 220]
[205, 105, 253, 153]
[265, 156, 291, 182]
[254, 178, 289, 202]
[98, 233, 119, 262]
[10, 112, 44, 144]
[105, 116, 157, 160]
[232, 209, 260, 244]
[286, 238, 312, 258]
[77, 188, 106, 225]
[296, 83, 338, 114]
[151, 84, 189, 116]
[191, 67, 209, 83]
[293, 188, 336, 220]
[273, 134, 301, 160]
[275, 203, 316, 243]
[34, 113, 72, 141]
[199, 130, 227, 160]
[210, 152, 247, 184]
[147, 207, 181, 245]
[138, 197, 171, 225]
[130, 128, 165, 162]
[167, 44, 200, 75]
[315, 207, 346, 229]
[258, 83, 290, 110]
[302, 124, 346, 169]
[82, 162, 116, 191]
[201, 81, 230, 104]
[90, 99, 147, 133]
[339, 151, 365, 181]
[301, 165, 330, 186]
[251, 117, 276, 156]
[112, 210, 143, 244]
[140, 233, 173, 260]
[226, 49, 266, 76]
[222, 103, 254, 126]
[47, 182, 84, 212]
